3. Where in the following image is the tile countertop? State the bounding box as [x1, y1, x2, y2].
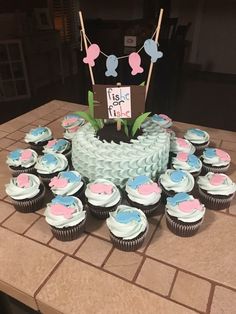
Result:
[0, 100, 236, 314]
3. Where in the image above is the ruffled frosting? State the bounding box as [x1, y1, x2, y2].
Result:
[85, 179, 121, 207]
[172, 152, 202, 173]
[106, 205, 148, 240]
[170, 137, 196, 154]
[43, 139, 71, 154]
[49, 171, 83, 195]
[201, 148, 230, 167]
[5, 173, 41, 200]
[166, 192, 205, 223]
[45, 195, 86, 228]
[184, 128, 209, 145]
[35, 153, 68, 174]
[151, 114, 172, 128]
[159, 169, 195, 193]
[7, 149, 38, 168]
[126, 175, 161, 205]
[24, 126, 52, 144]
[197, 172, 236, 196]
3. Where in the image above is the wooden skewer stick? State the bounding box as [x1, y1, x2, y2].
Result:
[79, 11, 95, 86]
[145, 8, 164, 100]
[116, 82, 122, 131]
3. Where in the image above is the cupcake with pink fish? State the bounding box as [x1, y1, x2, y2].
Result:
[170, 137, 196, 156]
[62, 114, 85, 141]
[151, 113, 172, 128]
[171, 152, 202, 178]
[43, 138, 71, 159]
[200, 148, 231, 174]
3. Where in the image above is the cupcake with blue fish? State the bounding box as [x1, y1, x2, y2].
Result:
[184, 128, 210, 154]
[165, 192, 205, 237]
[61, 113, 85, 141]
[6, 148, 38, 177]
[43, 138, 71, 159]
[45, 195, 86, 241]
[200, 148, 231, 174]
[151, 113, 172, 128]
[24, 126, 52, 153]
[125, 175, 162, 217]
[171, 152, 202, 178]
[106, 205, 148, 251]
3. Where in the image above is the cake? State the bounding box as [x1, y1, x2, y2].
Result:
[200, 148, 231, 174]
[24, 126, 52, 153]
[106, 205, 148, 251]
[184, 128, 210, 153]
[165, 192, 205, 237]
[171, 152, 202, 177]
[125, 175, 162, 216]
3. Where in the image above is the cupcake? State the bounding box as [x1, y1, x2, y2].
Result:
[6, 148, 38, 176]
[45, 195, 86, 241]
[159, 169, 195, 198]
[106, 205, 148, 251]
[151, 113, 172, 128]
[184, 128, 210, 154]
[170, 137, 196, 156]
[61, 114, 85, 140]
[165, 192, 205, 237]
[200, 148, 230, 174]
[35, 153, 68, 185]
[5, 173, 45, 213]
[125, 175, 162, 216]
[85, 179, 121, 219]
[171, 152, 202, 178]
[43, 138, 71, 159]
[24, 126, 52, 153]
[197, 172, 236, 210]
[49, 170, 85, 201]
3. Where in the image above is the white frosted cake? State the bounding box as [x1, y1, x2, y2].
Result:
[72, 119, 170, 187]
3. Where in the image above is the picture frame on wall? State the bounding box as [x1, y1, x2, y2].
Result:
[34, 8, 53, 30]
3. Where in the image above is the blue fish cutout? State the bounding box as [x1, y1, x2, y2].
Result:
[105, 55, 118, 77]
[53, 139, 67, 151]
[188, 154, 200, 168]
[31, 127, 46, 136]
[61, 171, 81, 183]
[170, 170, 185, 183]
[9, 149, 21, 160]
[204, 148, 216, 158]
[42, 154, 57, 165]
[144, 39, 163, 63]
[167, 192, 190, 206]
[152, 114, 165, 122]
[116, 211, 141, 224]
[127, 175, 150, 189]
[52, 195, 75, 206]
[190, 128, 205, 137]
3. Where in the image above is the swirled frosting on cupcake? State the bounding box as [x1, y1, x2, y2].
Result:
[172, 152, 202, 174]
[106, 205, 148, 240]
[166, 192, 205, 222]
[201, 148, 230, 167]
[85, 179, 120, 207]
[151, 114, 172, 128]
[197, 172, 236, 196]
[184, 128, 209, 145]
[35, 153, 68, 174]
[49, 171, 83, 195]
[43, 139, 71, 154]
[5, 173, 41, 200]
[170, 137, 196, 154]
[62, 114, 85, 140]
[24, 126, 52, 144]
[45, 195, 85, 228]
[159, 169, 195, 193]
[7, 149, 38, 168]
[126, 175, 161, 205]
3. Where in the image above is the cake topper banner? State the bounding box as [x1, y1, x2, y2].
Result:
[93, 85, 145, 119]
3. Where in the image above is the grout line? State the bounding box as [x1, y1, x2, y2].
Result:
[205, 283, 215, 314]
[131, 255, 146, 283]
[101, 246, 115, 268]
[142, 214, 164, 255]
[167, 269, 179, 298]
[71, 233, 89, 256]
[22, 215, 42, 235]
[0, 209, 16, 226]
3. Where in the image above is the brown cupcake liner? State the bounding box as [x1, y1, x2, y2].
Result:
[201, 164, 229, 175]
[38, 167, 69, 187]
[9, 165, 37, 177]
[198, 188, 234, 210]
[87, 199, 121, 219]
[49, 216, 86, 241]
[126, 195, 162, 217]
[165, 211, 203, 237]
[29, 141, 49, 155]
[193, 142, 210, 156]
[11, 184, 46, 213]
[109, 227, 149, 251]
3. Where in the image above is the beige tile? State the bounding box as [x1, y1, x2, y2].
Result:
[2, 211, 39, 234]
[25, 217, 53, 243]
[171, 271, 211, 312]
[221, 140, 236, 152]
[104, 249, 143, 281]
[0, 227, 62, 309]
[6, 130, 25, 141]
[61, 102, 85, 112]
[136, 258, 176, 296]
[49, 233, 87, 255]
[146, 210, 236, 289]
[0, 150, 11, 199]
[85, 211, 110, 240]
[76, 235, 112, 267]
[210, 286, 236, 314]
[0, 130, 9, 138]
[20, 124, 36, 133]
[0, 201, 15, 222]
[6, 141, 29, 152]
[229, 198, 236, 215]
[210, 138, 221, 147]
[0, 138, 15, 149]
[31, 119, 49, 126]
[46, 118, 64, 138]
[42, 113, 59, 122]
[36, 256, 196, 314]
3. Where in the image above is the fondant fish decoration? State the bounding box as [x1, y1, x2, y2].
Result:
[128, 52, 144, 75]
[83, 44, 100, 67]
[144, 39, 163, 63]
[105, 55, 118, 77]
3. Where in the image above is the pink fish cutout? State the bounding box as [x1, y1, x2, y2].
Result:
[90, 183, 113, 195]
[159, 114, 171, 122]
[49, 177, 68, 188]
[179, 199, 202, 213]
[62, 117, 78, 127]
[176, 138, 189, 148]
[47, 139, 57, 148]
[210, 174, 226, 186]
[17, 173, 30, 188]
[68, 126, 79, 133]
[83, 44, 100, 67]
[177, 152, 188, 162]
[128, 52, 144, 76]
[50, 204, 75, 219]
[21, 150, 33, 161]
[216, 149, 230, 162]
[138, 183, 161, 195]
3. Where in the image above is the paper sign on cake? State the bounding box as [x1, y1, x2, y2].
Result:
[106, 87, 131, 118]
